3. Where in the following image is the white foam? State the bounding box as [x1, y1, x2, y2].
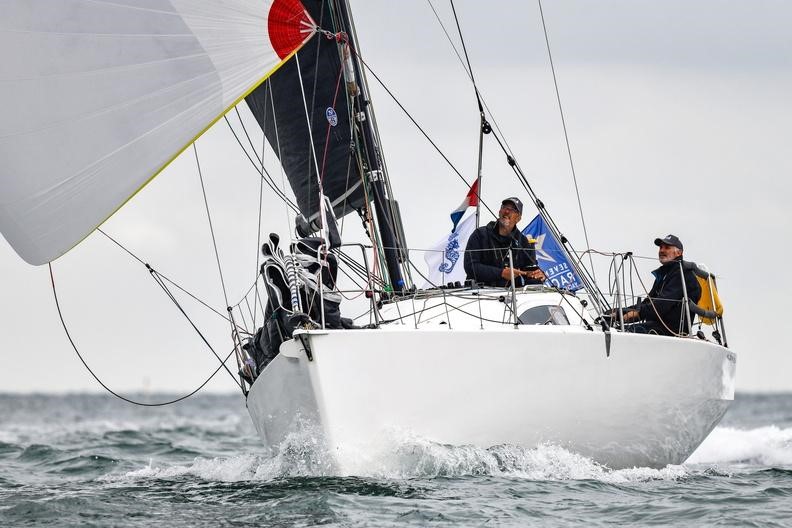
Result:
[111, 424, 792, 484]
[688, 425, 792, 466]
[122, 454, 263, 482]
[115, 428, 689, 484]
[333, 429, 688, 483]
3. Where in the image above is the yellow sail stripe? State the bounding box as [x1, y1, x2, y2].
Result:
[50, 44, 309, 263]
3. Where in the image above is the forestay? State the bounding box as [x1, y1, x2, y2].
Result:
[0, 0, 314, 265]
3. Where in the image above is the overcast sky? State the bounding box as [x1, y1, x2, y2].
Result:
[2, 0, 790, 394]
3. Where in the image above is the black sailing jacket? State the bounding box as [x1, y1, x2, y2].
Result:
[636, 257, 702, 334]
[464, 221, 541, 287]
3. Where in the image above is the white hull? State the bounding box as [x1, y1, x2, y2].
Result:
[247, 324, 735, 471]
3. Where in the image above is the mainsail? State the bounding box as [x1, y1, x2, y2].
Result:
[0, 0, 315, 265]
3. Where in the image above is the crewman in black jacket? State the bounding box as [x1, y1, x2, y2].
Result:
[463, 197, 546, 287]
[622, 234, 702, 336]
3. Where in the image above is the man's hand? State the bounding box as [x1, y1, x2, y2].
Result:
[526, 268, 546, 281]
[622, 309, 639, 323]
[501, 267, 520, 281]
[501, 267, 546, 281]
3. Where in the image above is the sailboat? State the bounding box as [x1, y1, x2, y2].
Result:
[0, 0, 734, 471]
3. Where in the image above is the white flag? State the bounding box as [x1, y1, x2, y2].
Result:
[423, 211, 477, 288]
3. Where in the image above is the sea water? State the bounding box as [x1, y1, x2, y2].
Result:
[1, 393, 790, 527]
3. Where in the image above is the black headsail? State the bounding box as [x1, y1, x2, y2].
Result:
[245, 0, 409, 292]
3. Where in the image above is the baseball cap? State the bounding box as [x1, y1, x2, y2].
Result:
[501, 197, 524, 215]
[654, 234, 683, 251]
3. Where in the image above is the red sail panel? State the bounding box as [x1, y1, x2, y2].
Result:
[269, 0, 314, 59]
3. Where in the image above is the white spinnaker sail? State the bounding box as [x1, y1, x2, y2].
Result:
[0, 0, 314, 265]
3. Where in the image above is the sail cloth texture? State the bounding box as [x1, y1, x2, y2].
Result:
[246, 0, 367, 224]
[0, 0, 314, 265]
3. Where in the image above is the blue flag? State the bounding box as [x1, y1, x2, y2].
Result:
[522, 215, 584, 291]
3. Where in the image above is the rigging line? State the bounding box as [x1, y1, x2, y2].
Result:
[343, 38, 402, 252]
[426, 0, 518, 162]
[97, 228, 144, 266]
[266, 81, 294, 236]
[329, 260, 369, 299]
[407, 258, 439, 289]
[193, 143, 231, 311]
[537, 0, 596, 279]
[254, 138, 264, 327]
[627, 260, 687, 337]
[234, 106, 263, 166]
[224, 119, 297, 213]
[338, 154, 355, 233]
[223, 115, 300, 213]
[448, 0, 488, 228]
[295, 52, 328, 243]
[307, 5, 329, 211]
[427, 0, 468, 78]
[343, 36, 434, 286]
[338, 3, 400, 224]
[334, 248, 375, 280]
[580, 248, 658, 262]
[242, 275, 260, 301]
[244, 296, 256, 330]
[148, 267, 243, 388]
[449, 0, 482, 109]
[334, 253, 366, 285]
[354, 54, 497, 220]
[486, 129, 609, 311]
[255, 281, 267, 321]
[325, 30, 397, 285]
[231, 104, 267, 325]
[343, 35, 408, 270]
[232, 105, 299, 215]
[251, 89, 268, 327]
[319, 56, 347, 183]
[237, 303, 250, 333]
[97, 228, 229, 323]
[311, 43, 347, 279]
[48, 263, 238, 406]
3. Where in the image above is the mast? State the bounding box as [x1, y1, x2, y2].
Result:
[336, 0, 409, 292]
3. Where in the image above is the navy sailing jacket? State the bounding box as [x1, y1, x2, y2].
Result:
[464, 221, 541, 287]
[636, 257, 702, 334]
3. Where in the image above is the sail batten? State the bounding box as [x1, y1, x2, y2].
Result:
[0, 0, 314, 265]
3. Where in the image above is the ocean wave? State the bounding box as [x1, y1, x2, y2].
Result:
[121, 453, 264, 482]
[688, 425, 792, 466]
[15, 423, 792, 486]
[0, 414, 246, 448]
